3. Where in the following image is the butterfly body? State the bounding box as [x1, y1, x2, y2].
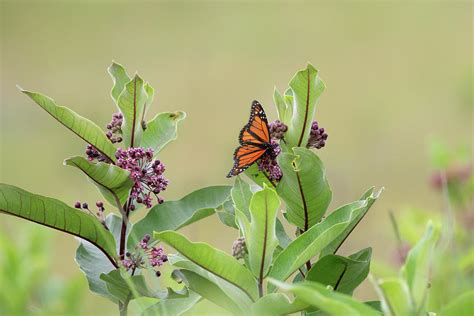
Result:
[227, 100, 272, 177]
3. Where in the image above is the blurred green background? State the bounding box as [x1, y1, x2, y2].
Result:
[1, 1, 472, 315]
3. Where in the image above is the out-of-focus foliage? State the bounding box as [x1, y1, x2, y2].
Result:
[0, 226, 85, 316]
[385, 141, 474, 313]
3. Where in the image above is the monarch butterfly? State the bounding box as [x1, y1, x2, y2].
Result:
[227, 100, 272, 177]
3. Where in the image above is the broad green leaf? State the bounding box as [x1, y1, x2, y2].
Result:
[172, 269, 242, 315]
[99, 270, 154, 303]
[251, 293, 308, 316]
[401, 221, 440, 312]
[155, 231, 258, 301]
[231, 176, 253, 220]
[306, 248, 372, 295]
[129, 186, 231, 247]
[117, 75, 148, 147]
[439, 291, 474, 316]
[108, 61, 131, 103]
[376, 278, 415, 316]
[275, 218, 292, 249]
[273, 88, 291, 127]
[141, 112, 186, 156]
[64, 156, 132, 206]
[75, 214, 124, 302]
[0, 184, 117, 264]
[143, 288, 201, 316]
[277, 147, 332, 230]
[18, 88, 117, 162]
[283, 64, 325, 148]
[268, 201, 364, 283]
[216, 199, 238, 229]
[270, 279, 380, 316]
[144, 83, 154, 117]
[244, 164, 276, 188]
[169, 254, 253, 312]
[235, 186, 280, 279]
[321, 187, 382, 256]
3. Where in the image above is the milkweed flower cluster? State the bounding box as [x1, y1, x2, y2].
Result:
[106, 112, 123, 144]
[74, 200, 108, 229]
[307, 121, 328, 149]
[258, 139, 283, 181]
[232, 236, 247, 260]
[121, 234, 168, 277]
[115, 147, 168, 208]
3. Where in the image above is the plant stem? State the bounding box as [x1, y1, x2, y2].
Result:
[258, 278, 264, 297]
[119, 198, 132, 259]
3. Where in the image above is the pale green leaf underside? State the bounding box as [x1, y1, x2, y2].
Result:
[117, 75, 147, 147]
[270, 279, 380, 316]
[251, 293, 308, 316]
[0, 184, 117, 265]
[169, 254, 253, 313]
[18, 88, 117, 162]
[277, 147, 332, 230]
[284, 64, 326, 148]
[108, 61, 131, 103]
[129, 186, 231, 247]
[377, 278, 415, 316]
[236, 186, 280, 278]
[64, 156, 133, 206]
[321, 187, 382, 257]
[141, 111, 186, 155]
[155, 231, 258, 301]
[269, 200, 365, 283]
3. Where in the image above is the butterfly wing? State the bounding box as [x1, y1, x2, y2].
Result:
[239, 100, 270, 145]
[227, 143, 267, 177]
[227, 101, 271, 177]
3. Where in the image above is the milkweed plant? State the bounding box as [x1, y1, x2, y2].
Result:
[1, 63, 469, 316]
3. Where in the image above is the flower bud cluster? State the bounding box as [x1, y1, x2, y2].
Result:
[307, 121, 328, 149]
[121, 234, 167, 277]
[257, 140, 283, 181]
[232, 236, 248, 260]
[115, 147, 168, 209]
[106, 112, 123, 144]
[269, 120, 288, 140]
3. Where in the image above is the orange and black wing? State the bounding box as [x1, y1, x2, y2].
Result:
[227, 101, 271, 177]
[227, 143, 268, 177]
[238, 100, 270, 145]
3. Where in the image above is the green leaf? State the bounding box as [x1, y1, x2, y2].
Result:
[400, 221, 440, 312]
[129, 186, 231, 247]
[277, 147, 332, 230]
[231, 176, 253, 220]
[172, 269, 242, 315]
[169, 254, 253, 312]
[251, 293, 308, 316]
[244, 164, 276, 188]
[275, 218, 292, 249]
[141, 112, 186, 156]
[283, 64, 325, 148]
[117, 75, 148, 147]
[273, 88, 291, 127]
[143, 288, 201, 316]
[18, 88, 117, 162]
[0, 184, 117, 264]
[64, 156, 132, 206]
[376, 278, 415, 316]
[306, 248, 372, 295]
[155, 231, 258, 301]
[270, 279, 380, 316]
[108, 61, 131, 103]
[235, 185, 280, 279]
[439, 291, 474, 316]
[321, 187, 382, 256]
[99, 270, 154, 303]
[216, 199, 238, 229]
[144, 83, 154, 116]
[268, 201, 364, 284]
[75, 214, 123, 302]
